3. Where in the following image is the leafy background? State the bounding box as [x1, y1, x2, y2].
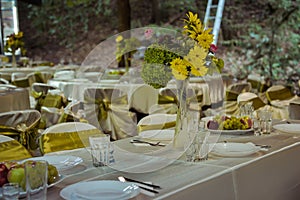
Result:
[18, 0, 300, 84]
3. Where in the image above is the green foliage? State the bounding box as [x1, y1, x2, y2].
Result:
[141, 63, 172, 89]
[161, 0, 197, 14]
[27, 0, 112, 48]
[144, 44, 179, 65]
[223, 0, 300, 83]
[141, 44, 178, 88]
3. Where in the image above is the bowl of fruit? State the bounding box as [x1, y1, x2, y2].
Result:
[206, 115, 253, 135]
[0, 160, 62, 198]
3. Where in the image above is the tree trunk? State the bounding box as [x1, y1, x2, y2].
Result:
[117, 0, 131, 68]
[150, 0, 161, 24]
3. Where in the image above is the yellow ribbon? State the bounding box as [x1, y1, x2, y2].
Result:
[34, 72, 44, 83]
[31, 90, 43, 99]
[42, 94, 64, 108]
[12, 78, 30, 88]
[266, 87, 293, 102]
[0, 122, 40, 151]
[226, 90, 239, 101]
[158, 94, 177, 104]
[85, 95, 127, 121]
[158, 94, 203, 105]
[39, 129, 104, 154]
[137, 121, 176, 133]
[0, 140, 32, 162]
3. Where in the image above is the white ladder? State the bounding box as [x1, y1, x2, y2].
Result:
[204, 0, 225, 45]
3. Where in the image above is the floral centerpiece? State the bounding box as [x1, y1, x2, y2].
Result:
[141, 12, 224, 148]
[4, 32, 26, 68]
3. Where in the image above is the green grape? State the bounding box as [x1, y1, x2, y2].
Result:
[48, 164, 59, 184]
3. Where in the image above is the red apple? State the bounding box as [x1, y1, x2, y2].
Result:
[0, 163, 9, 186]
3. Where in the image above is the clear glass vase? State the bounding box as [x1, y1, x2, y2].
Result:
[11, 53, 17, 68]
[173, 78, 190, 149]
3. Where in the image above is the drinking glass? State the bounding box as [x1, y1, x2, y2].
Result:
[185, 121, 209, 162]
[2, 183, 19, 200]
[258, 110, 272, 134]
[89, 135, 111, 167]
[25, 160, 48, 200]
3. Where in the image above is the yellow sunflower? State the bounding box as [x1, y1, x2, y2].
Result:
[195, 29, 214, 50]
[184, 12, 201, 26]
[184, 45, 208, 77]
[170, 58, 189, 80]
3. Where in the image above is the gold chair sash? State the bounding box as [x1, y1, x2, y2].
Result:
[158, 94, 177, 104]
[12, 78, 30, 88]
[0, 110, 41, 151]
[137, 121, 176, 133]
[225, 90, 239, 101]
[0, 140, 32, 162]
[85, 93, 128, 121]
[266, 86, 293, 102]
[39, 129, 104, 154]
[0, 123, 40, 151]
[84, 90, 137, 140]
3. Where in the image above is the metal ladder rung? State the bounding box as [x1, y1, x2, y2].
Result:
[203, 0, 226, 45]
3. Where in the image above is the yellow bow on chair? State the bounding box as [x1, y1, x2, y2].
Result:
[137, 121, 176, 133]
[12, 78, 30, 88]
[266, 85, 294, 102]
[39, 129, 104, 154]
[83, 88, 137, 140]
[0, 110, 41, 153]
[158, 87, 203, 113]
[0, 139, 32, 162]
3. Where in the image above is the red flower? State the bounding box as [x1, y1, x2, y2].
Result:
[209, 44, 218, 53]
[144, 29, 154, 39]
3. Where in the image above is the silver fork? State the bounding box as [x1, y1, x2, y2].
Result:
[130, 139, 165, 146]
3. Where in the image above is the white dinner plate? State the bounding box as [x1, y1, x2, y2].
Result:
[23, 155, 83, 171]
[211, 142, 260, 157]
[60, 180, 140, 200]
[273, 124, 300, 134]
[139, 129, 174, 141]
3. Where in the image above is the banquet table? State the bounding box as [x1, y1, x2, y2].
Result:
[42, 120, 300, 200]
[0, 86, 30, 113]
[0, 66, 56, 76]
[47, 78, 211, 107]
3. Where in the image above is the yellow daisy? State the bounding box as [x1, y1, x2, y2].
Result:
[170, 58, 189, 80]
[184, 45, 208, 77]
[196, 29, 214, 50]
[185, 12, 201, 26]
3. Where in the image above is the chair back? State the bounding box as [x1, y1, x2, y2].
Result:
[289, 100, 300, 120]
[129, 84, 158, 115]
[39, 122, 105, 154]
[266, 85, 294, 102]
[137, 114, 176, 133]
[226, 82, 252, 101]
[237, 92, 266, 110]
[0, 135, 32, 162]
[0, 110, 41, 151]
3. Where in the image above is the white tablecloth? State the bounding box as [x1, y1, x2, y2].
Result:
[43, 122, 300, 200]
[0, 87, 30, 112]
